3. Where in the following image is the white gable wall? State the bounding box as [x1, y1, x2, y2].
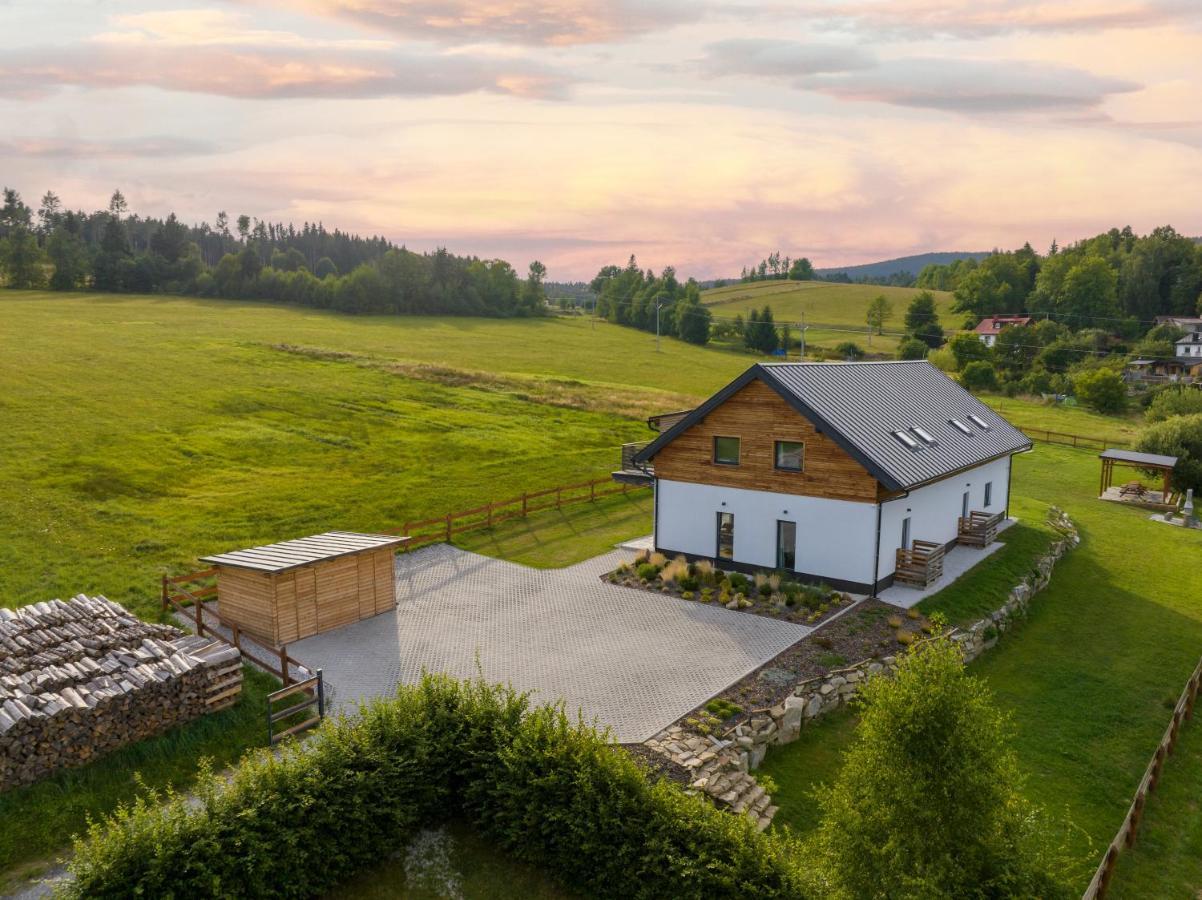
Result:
[876, 454, 1011, 582]
[654, 479, 879, 586]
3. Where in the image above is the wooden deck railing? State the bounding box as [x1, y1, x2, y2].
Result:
[388, 476, 648, 551]
[1084, 654, 1202, 898]
[894, 540, 945, 588]
[957, 510, 1004, 547]
[161, 571, 309, 686]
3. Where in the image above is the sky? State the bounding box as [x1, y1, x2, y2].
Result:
[2, 1, 1200, 280]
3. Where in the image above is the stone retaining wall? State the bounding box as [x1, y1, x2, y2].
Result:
[647, 507, 1080, 828]
[0, 595, 243, 791]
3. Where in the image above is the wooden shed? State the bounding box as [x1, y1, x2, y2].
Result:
[200, 531, 409, 647]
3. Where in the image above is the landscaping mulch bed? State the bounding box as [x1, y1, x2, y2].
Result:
[620, 743, 692, 786]
[674, 600, 934, 734]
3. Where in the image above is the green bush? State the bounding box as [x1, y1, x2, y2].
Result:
[1072, 367, 1127, 414]
[677, 575, 699, 592]
[897, 338, 929, 360]
[66, 676, 812, 899]
[1146, 387, 1202, 423]
[636, 562, 660, 581]
[728, 572, 750, 594]
[960, 360, 999, 392]
[1136, 412, 1202, 494]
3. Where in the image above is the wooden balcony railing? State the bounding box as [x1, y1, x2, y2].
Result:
[894, 540, 945, 588]
[619, 441, 652, 474]
[958, 510, 1004, 547]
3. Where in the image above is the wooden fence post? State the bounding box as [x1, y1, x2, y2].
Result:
[445, 513, 453, 542]
[1127, 794, 1146, 847]
[522, 492, 528, 516]
[590, 481, 596, 501]
[486, 502, 493, 527]
[161, 574, 168, 612]
[279, 645, 290, 686]
[194, 592, 203, 634]
[556, 487, 562, 509]
[232, 622, 242, 652]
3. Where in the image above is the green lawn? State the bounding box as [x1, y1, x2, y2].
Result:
[1108, 711, 1202, 898]
[762, 442, 1202, 891]
[0, 667, 276, 887]
[978, 393, 1143, 444]
[0, 291, 744, 620]
[454, 489, 651, 567]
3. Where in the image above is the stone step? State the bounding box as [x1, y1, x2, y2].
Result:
[750, 791, 771, 814]
[731, 783, 764, 814]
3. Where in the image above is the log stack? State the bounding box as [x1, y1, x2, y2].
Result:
[0, 595, 243, 791]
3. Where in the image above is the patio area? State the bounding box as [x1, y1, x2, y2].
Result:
[878, 518, 1017, 609]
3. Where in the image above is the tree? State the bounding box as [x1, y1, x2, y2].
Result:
[149, 213, 189, 264]
[744, 305, 778, 354]
[865, 294, 892, 335]
[788, 257, 814, 280]
[1136, 413, 1202, 493]
[314, 257, 338, 278]
[93, 215, 131, 291]
[960, 360, 999, 391]
[0, 187, 32, 238]
[0, 226, 46, 288]
[46, 224, 89, 290]
[236, 215, 251, 244]
[812, 637, 1078, 899]
[904, 291, 944, 348]
[952, 252, 1033, 317]
[36, 191, 62, 238]
[108, 189, 128, 220]
[992, 325, 1038, 378]
[948, 332, 990, 370]
[834, 341, 865, 360]
[1072, 368, 1127, 414]
[897, 338, 929, 360]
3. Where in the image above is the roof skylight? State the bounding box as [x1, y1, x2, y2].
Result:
[911, 426, 936, 445]
[968, 414, 991, 430]
[892, 430, 920, 449]
[949, 419, 972, 435]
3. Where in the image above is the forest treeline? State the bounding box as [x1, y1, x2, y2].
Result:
[0, 188, 547, 317]
[589, 256, 713, 345]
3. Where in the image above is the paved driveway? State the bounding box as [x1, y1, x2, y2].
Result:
[289, 544, 809, 743]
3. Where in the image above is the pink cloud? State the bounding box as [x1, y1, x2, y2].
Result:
[244, 0, 706, 45]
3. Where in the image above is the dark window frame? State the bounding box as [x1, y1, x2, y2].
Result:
[776, 520, 797, 570]
[716, 511, 735, 560]
[984, 481, 993, 507]
[713, 435, 741, 466]
[774, 440, 805, 472]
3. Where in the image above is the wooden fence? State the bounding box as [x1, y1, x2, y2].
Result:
[1083, 654, 1202, 898]
[1015, 426, 1132, 452]
[268, 671, 325, 744]
[161, 570, 309, 686]
[388, 476, 648, 550]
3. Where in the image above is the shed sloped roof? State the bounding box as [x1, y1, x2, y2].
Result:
[1099, 448, 1178, 469]
[636, 361, 1032, 492]
[201, 531, 407, 573]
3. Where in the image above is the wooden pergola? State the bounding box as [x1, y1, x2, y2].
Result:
[1098, 448, 1178, 500]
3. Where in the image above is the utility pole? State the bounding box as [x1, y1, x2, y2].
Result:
[655, 301, 663, 352]
[799, 310, 807, 359]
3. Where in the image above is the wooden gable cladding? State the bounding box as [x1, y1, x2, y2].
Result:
[652, 379, 880, 503]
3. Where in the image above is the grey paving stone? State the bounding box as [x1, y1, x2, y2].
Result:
[289, 544, 809, 743]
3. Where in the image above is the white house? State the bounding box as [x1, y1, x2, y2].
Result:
[1176, 332, 1202, 359]
[973, 315, 1031, 348]
[622, 361, 1031, 594]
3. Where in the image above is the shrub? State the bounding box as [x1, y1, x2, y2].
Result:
[928, 611, 949, 632]
[678, 575, 699, 592]
[636, 563, 660, 581]
[897, 338, 929, 360]
[1136, 412, 1202, 494]
[705, 698, 744, 720]
[887, 615, 903, 629]
[834, 341, 865, 360]
[753, 572, 770, 592]
[681, 591, 694, 600]
[1146, 388, 1202, 423]
[1072, 367, 1127, 414]
[960, 360, 999, 392]
[895, 629, 916, 645]
[813, 636, 834, 651]
[905, 608, 920, 620]
[661, 557, 689, 585]
[811, 638, 1081, 898]
[728, 572, 750, 594]
[66, 676, 813, 899]
[649, 552, 668, 567]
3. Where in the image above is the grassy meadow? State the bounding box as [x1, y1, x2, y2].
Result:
[701, 279, 958, 351]
[761, 442, 1202, 894]
[0, 290, 754, 619]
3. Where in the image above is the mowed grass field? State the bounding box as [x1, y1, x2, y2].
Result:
[761, 442, 1202, 894]
[701, 280, 958, 351]
[0, 291, 755, 619]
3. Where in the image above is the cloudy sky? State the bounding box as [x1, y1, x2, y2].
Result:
[3, 1, 1200, 279]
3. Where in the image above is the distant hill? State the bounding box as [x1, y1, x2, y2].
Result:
[816, 251, 990, 281]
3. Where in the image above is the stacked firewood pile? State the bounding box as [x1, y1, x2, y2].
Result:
[0, 595, 242, 791]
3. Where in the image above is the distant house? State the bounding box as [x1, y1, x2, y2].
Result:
[974, 315, 1032, 348]
[617, 362, 1031, 594]
[1155, 315, 1202, 331]
[1177, 332, 1202, 359]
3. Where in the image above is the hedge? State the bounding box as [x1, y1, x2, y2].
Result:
[64, 676, 811, 899]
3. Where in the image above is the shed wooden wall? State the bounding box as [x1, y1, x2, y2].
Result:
[217, 547, 397, 646]
[653, 379, 881, 503]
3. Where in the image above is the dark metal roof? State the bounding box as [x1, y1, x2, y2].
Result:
[1099, 448, 1178, 469]
[636, 361, 1032, 492]
[201, 531, 408, 574]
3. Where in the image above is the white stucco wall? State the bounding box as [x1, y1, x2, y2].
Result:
[875, 455, 1012, 581]
[654, 479, 879, 586]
